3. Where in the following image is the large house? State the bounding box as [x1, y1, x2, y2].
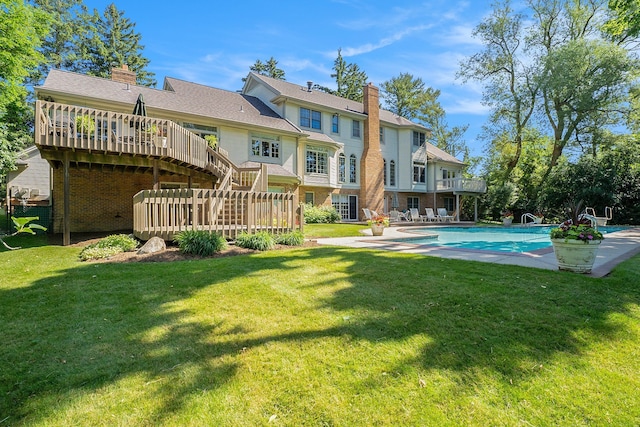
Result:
[24, 65, 485, 243]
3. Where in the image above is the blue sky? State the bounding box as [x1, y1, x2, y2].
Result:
[84, 0, 495, 159]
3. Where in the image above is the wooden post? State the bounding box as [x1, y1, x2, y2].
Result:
[153, 160, 159, 190]
[63, 151, 70, 246]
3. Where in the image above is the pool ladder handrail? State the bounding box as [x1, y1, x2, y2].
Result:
[578, 213, 598, 229]
[585, 206, 612, 226]
[521, 212, 537, 225]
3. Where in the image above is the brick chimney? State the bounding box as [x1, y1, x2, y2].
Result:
[111, 64, 137, 85]
[359, 82, 384, 218]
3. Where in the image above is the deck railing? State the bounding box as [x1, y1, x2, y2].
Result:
[35, 100, 233, 181]
[133, 188, 300, 241]
[435, 178, 487, 193]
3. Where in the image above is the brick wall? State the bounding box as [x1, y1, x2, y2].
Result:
[52, 169, 212, 233]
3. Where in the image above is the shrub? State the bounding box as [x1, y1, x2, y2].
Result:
[79, 234, 138, 261]
[174, 230, 227, 256]
[235, 231, 275, 251]
[275, 231, 305, 246]
[303, 203, 341, 223]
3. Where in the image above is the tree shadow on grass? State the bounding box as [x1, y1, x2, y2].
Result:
[1, 246, 639, 424]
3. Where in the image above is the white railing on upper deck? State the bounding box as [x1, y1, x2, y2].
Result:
[133, 188, 301, 241]
[35, 100, 237, 184]
[435, 178, 487, 193]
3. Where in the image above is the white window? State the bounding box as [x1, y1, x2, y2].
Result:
[413, 131, 425, 147]
[349, 154, 357, 183]
[306, 146, 328, 174]
[383, 159, 387, 185]
[301, 108, 321, 130]
[332, 114, 339, 133]
[251, 134, 280, 159]
[413, 163, 425, 183]
[352, 120, 361, 138]
[332, 194, 358, 221]
[338, 153, 346, 183]
[389, 160, 396, 186]
[380, 126, 385, 144]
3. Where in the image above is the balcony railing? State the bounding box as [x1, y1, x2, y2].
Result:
[35, 100, 233, 182]
[133, 188, 301, 241]
[435, 178, 487, 193]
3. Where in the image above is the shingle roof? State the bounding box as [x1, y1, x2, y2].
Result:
[245, 72, 426, 129]
[37, 70, 301, 134]
[237, 161, 299, 179]
[412, 144, 464, 165]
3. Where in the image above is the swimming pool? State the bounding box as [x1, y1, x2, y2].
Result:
[392, 225, 627, 253]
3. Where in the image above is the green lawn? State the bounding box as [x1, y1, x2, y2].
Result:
[1, 231, 639, 426]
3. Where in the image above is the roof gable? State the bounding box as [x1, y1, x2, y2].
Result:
[245, 72, 425, 129]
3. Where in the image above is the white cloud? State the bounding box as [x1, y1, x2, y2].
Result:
[337, 24, 433, 57]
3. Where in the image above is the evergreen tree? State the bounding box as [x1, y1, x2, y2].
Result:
[331, 49, 367, 102]
[243, 56, 285, 81]
[28, 0, 85, 85]
[79, 3, 155, 87]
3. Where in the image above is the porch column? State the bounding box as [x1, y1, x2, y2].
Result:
[474, 197, 478, 222]
[456, 193, 460, 222]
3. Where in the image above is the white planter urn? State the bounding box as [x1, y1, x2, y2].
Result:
[371, 224, 385, 236]
[551, 239, 602, 274]
[502, 217, 513, 226]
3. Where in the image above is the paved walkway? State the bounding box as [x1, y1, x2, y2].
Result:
[315, 224, 640, 277]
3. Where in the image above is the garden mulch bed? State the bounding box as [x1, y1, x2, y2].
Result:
[65, 233, 319, 263]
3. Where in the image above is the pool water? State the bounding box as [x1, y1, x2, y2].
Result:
[393, 226, 627, 253]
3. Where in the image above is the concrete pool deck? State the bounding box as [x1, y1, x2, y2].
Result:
[314, 223, 640, 278]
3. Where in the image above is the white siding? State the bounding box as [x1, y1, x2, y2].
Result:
[7, 148, 51, 199]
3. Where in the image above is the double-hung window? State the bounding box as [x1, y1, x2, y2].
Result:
[352, 120, 361, 138]
[332, 114, 339, 133]
[301, 108, 321, 130]
[413, 131, 425, 147]
[349, 154, 357, 183]
[338, 153, 346, 183]
[413, 163, 425, 183]
[306, 146, 328, 174]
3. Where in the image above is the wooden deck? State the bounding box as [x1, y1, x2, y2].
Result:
[35, 101, 301, 243]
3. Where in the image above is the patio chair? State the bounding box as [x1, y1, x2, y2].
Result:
[389, 210, 409, 222]
[362, 208, 372, 221]
[409, 208, 426, 222]
[424, 208, 438, 222]
[437, 208, 454, 222]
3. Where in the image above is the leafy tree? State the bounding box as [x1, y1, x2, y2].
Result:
[604, 0, 640, 40]
[243, 56, 285, 81]
[0, 0, 49, 110]
[381, 72, 470, 159]
[458, 0, 537, 180]
[79, 3, 155, 86]
[528, 0, 637, 182]
[0, 0, 48, 195]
